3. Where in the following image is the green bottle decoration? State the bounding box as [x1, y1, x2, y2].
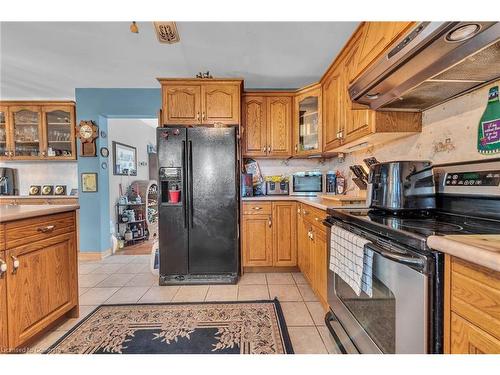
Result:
[478, 86, 500, 154]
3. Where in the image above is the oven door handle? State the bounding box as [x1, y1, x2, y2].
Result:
[365, 243, 425, 271]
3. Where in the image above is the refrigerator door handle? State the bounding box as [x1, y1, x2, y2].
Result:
[182, 140, 187, 228]
[188, 140, 194, 228]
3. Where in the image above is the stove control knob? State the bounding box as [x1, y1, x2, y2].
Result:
[464, 181, 469, 185]
[453, 174, 458, 179]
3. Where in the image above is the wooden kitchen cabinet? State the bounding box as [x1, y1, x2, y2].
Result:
[1, 211, 79, 351]
[241, 201, 297, 268]
[158, 79, 242, 126]
[354, 22, 414, 80]
[241, 214, 273, 267]
[242, 96, 267, 157]
[267, 96, 292, 157]
[202, 83, 240, 124]
[444, 255, 500, 354]
[272, 202, 297, 266]
[0, 101, 76, 161]
[0, 249, 7, 353]
[242, 92, 293, 158]
[294, 83, 322, 156]
[320, 23, 421, 154]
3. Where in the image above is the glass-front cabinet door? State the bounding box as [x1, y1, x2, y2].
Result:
[43, 106, 75, 159]
[0, 106, 9, 159]
[294, 84, 322, 156]
[10, 106, 42, 159]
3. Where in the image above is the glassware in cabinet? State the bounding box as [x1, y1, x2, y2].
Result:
[11, 107, 41, 158]
[44, 107, 74, 158]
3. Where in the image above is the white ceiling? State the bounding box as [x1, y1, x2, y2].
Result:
[0, 22, 359, 100]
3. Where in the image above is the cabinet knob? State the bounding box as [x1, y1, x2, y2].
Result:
[202, 112, 206, 120]
[268, 216, 272, 228]
[4, 151, 8, 157]
[252, 207, 262, 210]
[267, 145, 271, 153]
[196, 112, 200, 121]
[262, 146, 266, 153]
[295, 144, 298, 152]
[11, 256, 19, 274]
[42, 151, 47, 157]
[9, 151, 14, 157]
[315, 217, 321, 222]
[0, 259, 7, 275]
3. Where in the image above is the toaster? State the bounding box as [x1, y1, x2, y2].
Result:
[265, 176, 289, 195]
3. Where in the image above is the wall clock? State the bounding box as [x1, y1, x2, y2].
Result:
[78, 120, 99, 157]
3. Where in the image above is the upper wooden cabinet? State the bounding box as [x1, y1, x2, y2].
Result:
[242, 93, 293, 158]
[158, 79, 242, 126]
[294, 84, 322, 157]
[354, 22, 414, 81]
[320, 23, 421, 154]
[0, 101, 76, 161]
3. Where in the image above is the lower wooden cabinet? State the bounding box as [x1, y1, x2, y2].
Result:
[297, 203, 328, 307]
[242, 214, 273, 266]
[0, 211, 79, 352]
[0, 250, 7, 353]
[273, 202, 297, 266]
[444, 255, 500, 354]
[242, 201, 297, 268]
[450, 312, 500, 354]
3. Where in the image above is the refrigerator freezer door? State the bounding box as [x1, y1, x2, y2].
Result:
[187, 127, 239, 274]
[158, 127, 189, 276]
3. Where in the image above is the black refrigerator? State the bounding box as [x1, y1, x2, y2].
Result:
[157, 126, 240, 285]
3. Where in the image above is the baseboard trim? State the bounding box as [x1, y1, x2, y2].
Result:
[243, 266, 300, 273]
[78, 248, 112, 261]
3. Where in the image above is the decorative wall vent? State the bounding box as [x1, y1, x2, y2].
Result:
[153, 22, 180, 44]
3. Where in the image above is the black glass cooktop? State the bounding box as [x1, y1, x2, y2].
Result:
[327, 208, 500, 251]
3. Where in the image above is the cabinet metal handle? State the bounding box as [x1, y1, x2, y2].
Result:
[37, 225, 55, 233]
[42, 151, 46, 157]
[4, 151, 8, 157]
[295, 144, 298, 152]
[262, 146, 266, 153]
[9, 151, 14, 157]
[202, 112, 206, 120]
[303, 209, 308, 215]
[0, 259, 7, 276]
[11, 256, 19, 274]
[267, 145, 271, 153]
[252, 207, 262, 210]
[315, 217, 321, 222]
[268, 216, 272, 228]
[196, 112, 200, 121]
[297, 208, 301, 214]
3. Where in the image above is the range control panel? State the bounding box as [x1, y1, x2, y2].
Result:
[445, 170, 500, 186]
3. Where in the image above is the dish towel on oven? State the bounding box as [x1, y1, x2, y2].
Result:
[329, 225, 374, 297]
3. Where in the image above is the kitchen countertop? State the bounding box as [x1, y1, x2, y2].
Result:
[427, 235, 500, 273]
[0, 195, 78, 199]
[241, 195, 367, 211]
[0, 204, 80, 223]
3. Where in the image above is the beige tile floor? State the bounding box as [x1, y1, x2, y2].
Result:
[29, 254, 340, 354]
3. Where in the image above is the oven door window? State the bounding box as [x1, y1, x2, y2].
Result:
[334, 251, 427, 354]
[293, 176, 322, 192]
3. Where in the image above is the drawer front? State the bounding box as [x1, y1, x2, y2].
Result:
[5, 212, 75, 250]
[242, 202, 272, 215]
[302, 204, 327, 230]
[450, 257, 500, 340]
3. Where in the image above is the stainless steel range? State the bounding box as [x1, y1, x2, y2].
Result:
[323, 159, 500, 354]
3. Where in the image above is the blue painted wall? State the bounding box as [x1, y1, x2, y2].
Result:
[75, 88, 160, 252]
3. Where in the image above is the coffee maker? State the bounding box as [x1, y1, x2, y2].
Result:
[0, 167, 18, 195]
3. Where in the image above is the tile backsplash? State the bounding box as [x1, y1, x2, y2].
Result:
[0, 161, 78, 195]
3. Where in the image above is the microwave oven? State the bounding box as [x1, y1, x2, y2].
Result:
[289, 171, 323, 196]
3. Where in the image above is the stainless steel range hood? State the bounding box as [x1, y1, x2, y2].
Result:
[349, 22, 500, 111]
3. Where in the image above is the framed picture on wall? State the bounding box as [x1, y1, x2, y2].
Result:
[81, 173, 98, 192]
[112, 141, 137, 176]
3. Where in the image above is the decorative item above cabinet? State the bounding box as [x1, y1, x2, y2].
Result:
[157, 78, 243, 126]
[0, 101, 76, 161]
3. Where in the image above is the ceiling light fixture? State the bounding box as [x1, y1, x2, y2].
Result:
[130, 21, 139, 34]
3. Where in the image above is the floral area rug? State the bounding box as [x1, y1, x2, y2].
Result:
[46, 299, 293, 354]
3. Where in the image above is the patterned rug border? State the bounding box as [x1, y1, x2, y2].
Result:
[45, 298, 294, 354]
